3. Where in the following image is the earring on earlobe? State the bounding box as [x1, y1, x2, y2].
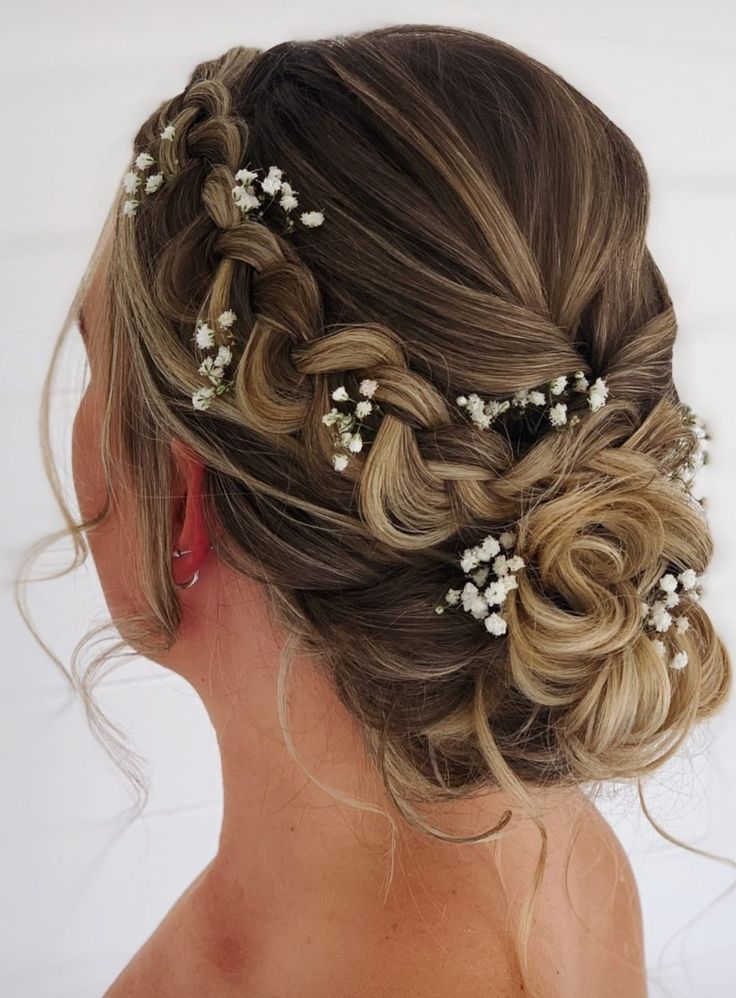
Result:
[172, 548, 199, 589]
[172, 543, 214, 589]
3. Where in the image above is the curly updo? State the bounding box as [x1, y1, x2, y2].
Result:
[24, 22, 732, 994]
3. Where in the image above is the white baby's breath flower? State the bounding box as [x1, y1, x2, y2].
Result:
[445, 588, 462, 606]
[280, 192, 299, 212]
[471, 566, 490, 586]
[486, 399, 511, 420]
[215, 345, 232, 368]
[198, 356, 220, 379]
[468, 594, 490, 619]
[122, 199, 139, 217]
[664, 591, 680, 609]
[484, 580, 508, 606]
[322, 407, 340, 426]
[671, 650, 689, 670]
[549, 402, 568, 427]
[194, 322, 215, 349]
[484, 612, 507, 636]
[217, 309, 237, 329]
[588, 377, 609, 411]
[260, 170, 282, 196]
[477, 535, 501, 561]
[501, 573, 519, 592]
[235, 167, 259, 185]
[456, 395, 468, 406]
[652, 639, 667, 659]
[659, 573, 678, 593]
[360, 379, 378, 398]
[461, 582, 479, 611]
[348, 433, 363, 453]
[493, 554, 510, 576]
[301, 210, 325, 228]
[549, 376, 567, 395]
[332, 386, 349, 401]
[678, 569, 698, 590]
[192, 386, 216, 410]
[528, 390, 546, 406]
[233, 186, 261, 212]
[573, 371, 589, 392]
[355, 399, 372, 419]
[332, 453, 349, 472]
[145, 173, 163, 193]
[460, 549, 480, 574]
[135, 152, 155, 171]
[649, 602, 673, 633]
[160, 124, 176, 141]
[123, 171, 141, 194]
[674, 616, 690, 634]
[506, 555, 525, 572]
[499, 531, 516, 551]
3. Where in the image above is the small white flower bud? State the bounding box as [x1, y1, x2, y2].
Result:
[549, 402, 568, 427]
[670, 650, 689, 670]
[549, 376, 567, 395]
[135, 152, 155, 171]
[499, 531, 516, 551]
[300, 210, 325, 227]
[484, 613, 507, 636]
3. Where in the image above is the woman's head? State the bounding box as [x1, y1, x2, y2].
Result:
[34, 22, 731, 991]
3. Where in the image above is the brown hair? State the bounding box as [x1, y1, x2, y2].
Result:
[16, 23, 733, 994]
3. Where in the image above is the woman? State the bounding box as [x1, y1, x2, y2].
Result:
[40, 23, 732, 996]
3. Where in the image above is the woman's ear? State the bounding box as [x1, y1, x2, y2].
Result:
[170, 439, 211, 582]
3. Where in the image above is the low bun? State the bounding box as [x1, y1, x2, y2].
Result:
[503, 399, 726, 779]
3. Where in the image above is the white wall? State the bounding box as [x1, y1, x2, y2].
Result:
[2, 2, 734, 994]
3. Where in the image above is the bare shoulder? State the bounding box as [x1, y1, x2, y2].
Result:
[515, 811, 643, 993]
[332, 794, 647, 998]
[101, 797, 646, 998]
[536, 793, 648, 998]
[101, 863, 215, 997]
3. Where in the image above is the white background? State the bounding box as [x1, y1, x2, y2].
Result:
[1, 2, 735, 995]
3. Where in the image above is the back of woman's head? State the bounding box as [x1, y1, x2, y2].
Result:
[35, 22, 733, 993]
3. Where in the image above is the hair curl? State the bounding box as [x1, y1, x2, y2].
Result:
[17, 23, 733, 995]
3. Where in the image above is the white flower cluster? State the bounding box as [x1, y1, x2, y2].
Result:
[435, 531, 524, 637]
[640, 568, 701, 670]
[456, 371, 608, 432]
[121, 123, 176, 218]
[232, 164, 325, 232]
[322, 379, 380, 471]
[191, 309, 238, 411]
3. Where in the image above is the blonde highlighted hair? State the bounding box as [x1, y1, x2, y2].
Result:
[16, 23, 734, 995]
